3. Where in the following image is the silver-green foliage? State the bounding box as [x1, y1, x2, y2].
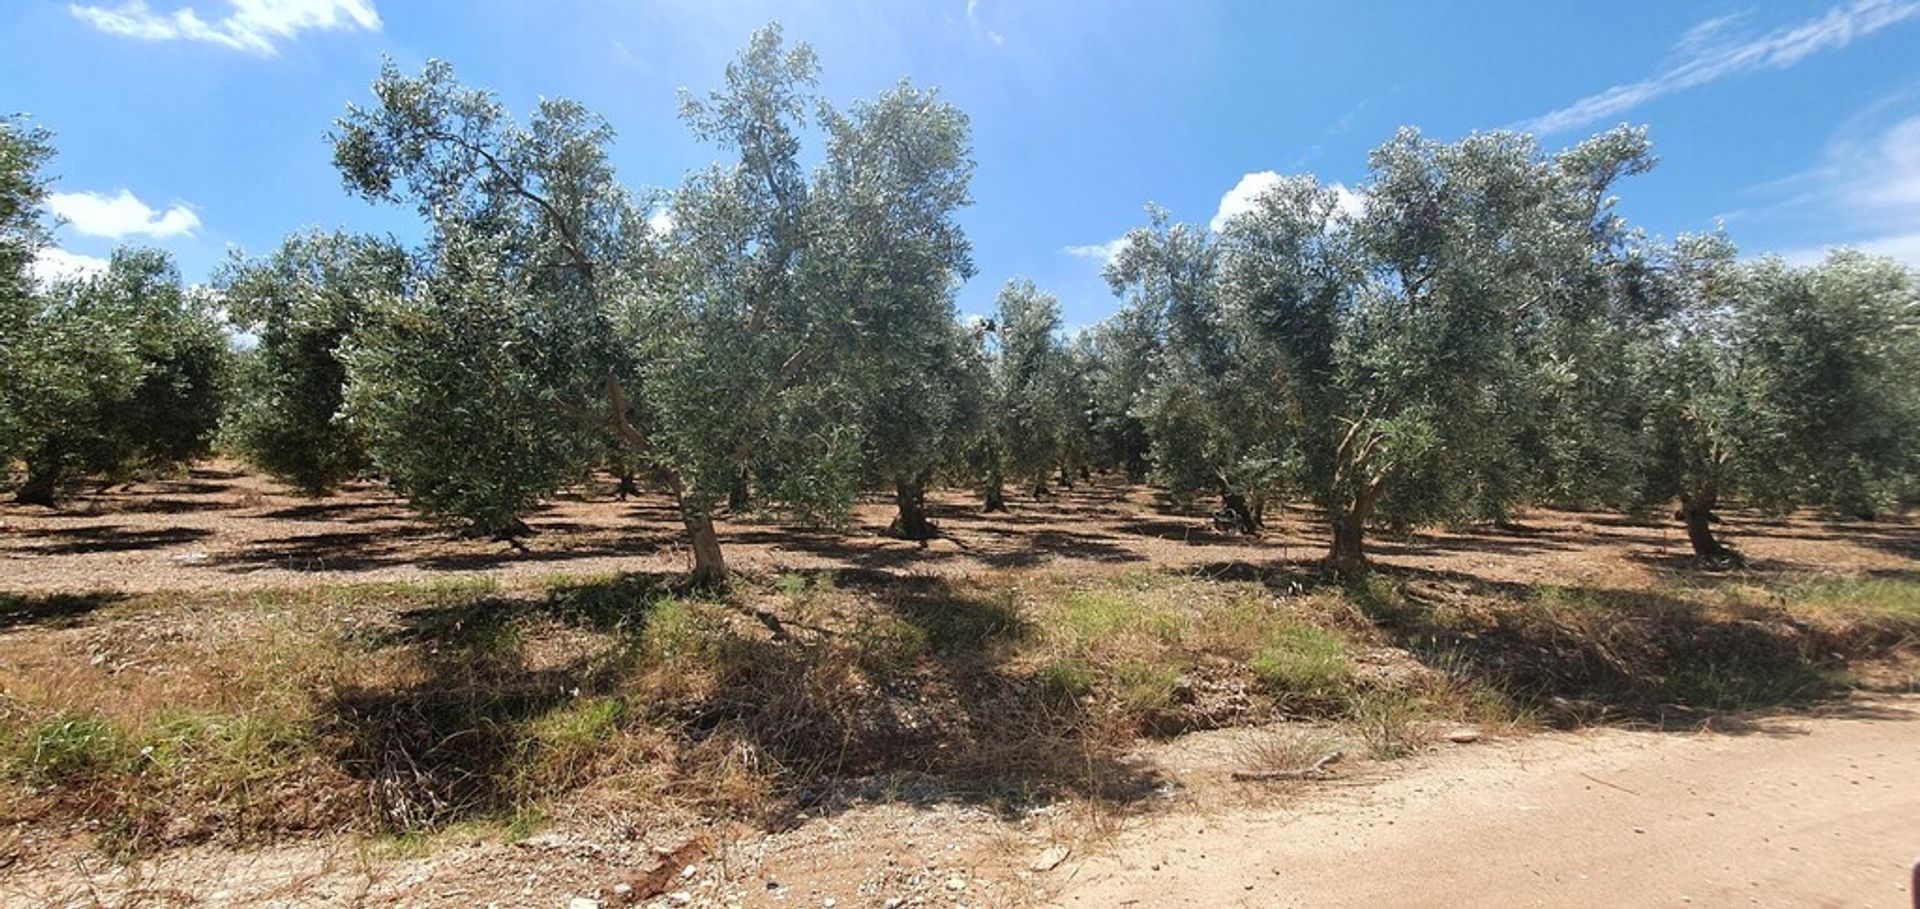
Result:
[219, 230, 408, 495]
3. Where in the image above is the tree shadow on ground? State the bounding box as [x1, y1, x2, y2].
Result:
[0, 590, 128, 632]
[1344, 564, 1912, 730]
[24, 525, 215, 555]
[1176, 558, 1915, 733]
[314, 570, 1165, 835]
[209, 525, 667, 575]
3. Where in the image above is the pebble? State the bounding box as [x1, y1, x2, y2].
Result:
[1029, 844, 1071, 872]
[667, 892, 693, 906]
[946, 876, 968, 891]
[1446, 728, 1481, 744]
[569, 899, 601, 909]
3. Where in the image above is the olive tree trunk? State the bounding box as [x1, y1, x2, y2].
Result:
[683, 511, 728, 587]
[889, 471, 938, 540]
[1678, 494, 1740, 564]
[1326, 483, 1381, 574]
[1219, 491, 1264, 535]
[14, 462, 61, 507]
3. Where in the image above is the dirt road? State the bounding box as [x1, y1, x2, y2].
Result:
[1050, 697, 1920, 908]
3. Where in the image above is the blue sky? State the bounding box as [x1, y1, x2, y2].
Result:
[5, 0, 1920, 329]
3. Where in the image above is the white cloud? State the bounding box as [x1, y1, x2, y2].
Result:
[70, 0, 380, 56]
[1521, 0, 1920, 135]
[30, 247, 111, 284]
[647, 208, 676, 236]
[1062, 237, 1127, 264]
[1210, 171, 1365, 233]
[47, 189, 200, 239]
[1751, 102, 1920, 267]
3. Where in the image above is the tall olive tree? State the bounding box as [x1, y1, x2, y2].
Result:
[1637, 241, 1920, 561]
[220, 230, 408, 494]
[0, 116, 57, 469]
[1108, 206, 1292, 531]
[809, 82, 975, 539]
[332, 26, 967, 583]
[331, 55, 639, 538]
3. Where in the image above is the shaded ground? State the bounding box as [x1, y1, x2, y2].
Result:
[3, 461, 1916, 593]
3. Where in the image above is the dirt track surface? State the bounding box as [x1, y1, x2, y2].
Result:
[1051, 697, 1920, 909]
[3, 462, 1915, 594]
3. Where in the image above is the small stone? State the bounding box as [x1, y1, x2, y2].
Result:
[884, 899, 904, 909]
[1029, 845, 1070, 873]
[946, 876, 967, 891]
[569, 899, 602, 909]
[1445, 728, 1481, 744]
[612, 883, 633, 898]
[823, 898, 837, 908]
[668, 892, 693, 906]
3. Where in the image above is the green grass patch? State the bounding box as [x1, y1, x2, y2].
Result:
[1248, 623, 1351, 698]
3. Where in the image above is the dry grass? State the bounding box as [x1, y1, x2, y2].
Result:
[1, 566, 1916, 859]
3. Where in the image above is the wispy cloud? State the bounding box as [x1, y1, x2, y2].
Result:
[1753, 95, 1920, 266]
[70, 0, 380, 56]
[1521, 0, 1920, 135]
[964, 0, 1004, 45]
[48, 189, 200, 239]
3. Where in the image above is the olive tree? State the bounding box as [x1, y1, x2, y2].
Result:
[0, 116, 57, 468]
[808, 82, 975, 539]
[332, 26, 969, 583]
[1637, 241, 1920, 561]
[987, 278, 1077, 503]
[1205, 127, 1655, 570]
[7, 249, 229, 505]
[219, 230, 408, 494]
[1107, 206, 1293, 532]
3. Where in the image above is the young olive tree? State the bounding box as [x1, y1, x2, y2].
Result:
[219, 230, 409, 495]
[6, 249, 229, 505]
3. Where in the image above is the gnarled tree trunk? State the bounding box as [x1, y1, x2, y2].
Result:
[889, 471, 938, 540]
[1218, 491, 1264, 535]
[14, 462, 61, 507]
[683, 511, 728, 587]
[1678, 493, 1740, 564]
[616, 469, 639, 501]
[1326, 483, 1380, 574]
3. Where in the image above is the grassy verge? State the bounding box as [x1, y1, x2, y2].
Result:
[1, 568, 1914, 855]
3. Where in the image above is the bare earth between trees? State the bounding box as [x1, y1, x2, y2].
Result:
[2, 462, 1918, 907]
[4, 462, 1914, 594]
